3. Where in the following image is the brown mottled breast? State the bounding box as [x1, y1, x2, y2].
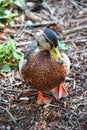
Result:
[20, 50, 70, 91]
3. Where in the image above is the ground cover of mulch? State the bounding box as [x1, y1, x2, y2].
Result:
[0, 0, 87, 130]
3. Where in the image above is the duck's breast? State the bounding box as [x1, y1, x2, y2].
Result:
[20, 51, 70, 91]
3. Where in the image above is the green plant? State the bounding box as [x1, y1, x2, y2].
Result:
[0, 38, 22, 72]
[0, 0, 26, 26]
[58, 40, 69, 52]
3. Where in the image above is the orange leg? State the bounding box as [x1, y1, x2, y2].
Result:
[51, 84, 69, 99]
[36, 91, 52, 105]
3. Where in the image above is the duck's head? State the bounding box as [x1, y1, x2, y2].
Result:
[37, 28, 63, 63]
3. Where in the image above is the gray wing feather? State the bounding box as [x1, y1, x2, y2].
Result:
[24, 40, 38, 62]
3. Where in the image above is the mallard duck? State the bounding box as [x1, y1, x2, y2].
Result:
[19, 28, 70, 104]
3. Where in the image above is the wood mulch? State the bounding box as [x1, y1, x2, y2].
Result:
[0, 0, 87, 130]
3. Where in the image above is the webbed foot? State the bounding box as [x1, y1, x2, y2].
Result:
[36, 91, 52, 105]
[51, 84, 68, 99]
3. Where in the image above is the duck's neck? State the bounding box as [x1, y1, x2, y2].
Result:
[35, 46, 49, 53]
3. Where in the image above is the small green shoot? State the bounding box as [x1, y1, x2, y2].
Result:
[14, 0, 26, 10]
[58, 40, 69, 52]
[0, 38, 23, 72]
[0, 0, 26, 26]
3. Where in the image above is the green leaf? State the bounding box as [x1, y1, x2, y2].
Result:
[0, 38, 22, 72]
[2, 0, 14, 7]
[1, 65, 11, 72]
[0, 54, 5, 58]
[13, 51, 20, 60]
[0, 0, 3, 4]
[8, 38, 16, 49]
[0, 22, 5, 27]
[8, 19, 15, 26]
[58, 40, 69, 52]
[0, 0, 25, 25]
[14, 0, 26, 10]
[0, 10, 18, 19]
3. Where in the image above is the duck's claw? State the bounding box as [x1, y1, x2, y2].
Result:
[51, 84, 69, 99]
[36, 91, 52, 105]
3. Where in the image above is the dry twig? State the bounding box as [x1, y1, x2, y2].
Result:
[12, 21, 58, 27]
[63, 25, 87, 34]
[0, 106, 16, 124]
[68, 48, 87, 56]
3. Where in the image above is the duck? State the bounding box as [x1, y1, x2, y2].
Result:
[19, 28, 70, 105]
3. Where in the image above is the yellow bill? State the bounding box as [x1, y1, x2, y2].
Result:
[50, 47, 63, 63]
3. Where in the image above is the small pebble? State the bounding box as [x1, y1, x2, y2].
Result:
[1, 125, 5, 130]
[7, 126, 11, 130]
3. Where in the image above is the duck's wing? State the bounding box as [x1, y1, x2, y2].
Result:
[19, 40, 38, 73]
[24, 40, 38, 62]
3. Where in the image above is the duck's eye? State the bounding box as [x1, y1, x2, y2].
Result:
[45, 37, 49, 43]
[43, 34, 53, 48]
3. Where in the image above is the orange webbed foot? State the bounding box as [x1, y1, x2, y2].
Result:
[36, 91, 52, 105]
[51, 84, 69, 100]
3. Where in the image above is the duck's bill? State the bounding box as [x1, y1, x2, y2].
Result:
[50, 47, 64, 64]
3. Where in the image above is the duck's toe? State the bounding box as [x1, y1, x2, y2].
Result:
[36, 91, 52, 105]
[51, 84, 69, 100]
